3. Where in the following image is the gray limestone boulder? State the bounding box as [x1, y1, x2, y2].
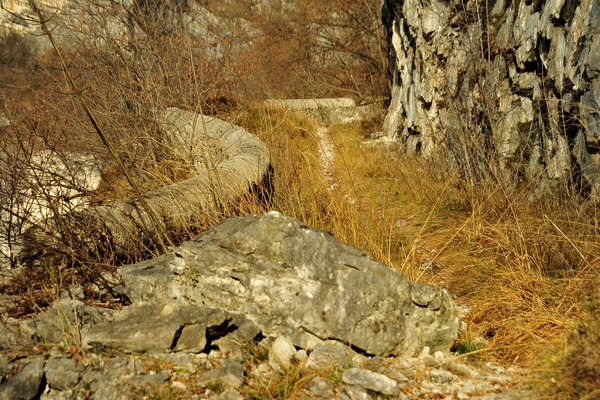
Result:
[0, 358, 45, 400]
[44, 358, 80, 391]
[83, 302, 243, 354]
[118, 211, 460, 357]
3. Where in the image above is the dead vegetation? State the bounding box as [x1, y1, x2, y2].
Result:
[0, 0, 599, 398]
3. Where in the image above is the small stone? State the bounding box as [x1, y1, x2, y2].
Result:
[0, 358, 45, 400]
[45, 358, 80, 391]
[457, 381, 476, 399]
[174, 323, 207, 353]
[268, 336, 296, 373]
[198, 360, 244, 388]
[307, 377, 334, 398]
[208, 388, 244, 400]
[445, 360, 476, 378]
[344, 384, 372, 400]
[293, 349, 308, 362]
[40, 388, 73, 400]
[150, 353, 200, 373]
[342, 368, 398, 395]
[171, 381, 187, 391]
[485, 361, 505, 374]
[214, 336, 244, 361]
[383, 368, 409, 383]
[0, 111, 10, 128]
[427, 368, 455, 383]
[306, 340, 351, 369]
[249, 362, 272, 379]
[129, 370, 171, 387]
[433, 351, 446, 362]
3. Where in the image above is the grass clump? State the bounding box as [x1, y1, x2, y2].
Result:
[545, 280, 600, 399]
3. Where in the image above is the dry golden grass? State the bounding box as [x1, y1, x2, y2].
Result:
[2, 22, 599, 396]
[231, 108, 600, 397]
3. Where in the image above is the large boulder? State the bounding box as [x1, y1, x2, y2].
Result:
[117, 211, 460, 356]
[381, 0, 600, 196]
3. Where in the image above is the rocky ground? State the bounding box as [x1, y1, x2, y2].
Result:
[0, 213, 532, 400]
[0, 306, 530, 399]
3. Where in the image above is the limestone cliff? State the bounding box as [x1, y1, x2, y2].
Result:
[382, 0, 600, 196]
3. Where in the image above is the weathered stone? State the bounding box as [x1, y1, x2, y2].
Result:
[293, 349, 308, 362]
[306, 376, 335, 398]
[84, 356, 148, 400]
[128, 370, 171, 387]
[344, 384, 373, 400]
[83, 303, 232, 354]
[264, 98, 380, 125]
[382, 0, 600, 196]
[45, 358, 80, 390]
[197, 359, 245, 388]
[428, 368, 455, 384]
[341, 368, 398, 396]
[208, 388, 245, 400]
[0, 358, 45, 400]
[0, 319, 27, 350]
[24, 109, 271, 259]
[40, 388, 73, 400]
[119, 212, 460, 357]
[19, 297, 115, 346]
[268, 336, 297, 373]
[305, 340, 353, 369]
[0, 111, 9, 128]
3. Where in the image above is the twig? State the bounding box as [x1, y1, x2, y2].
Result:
[27, 0, 171, 252]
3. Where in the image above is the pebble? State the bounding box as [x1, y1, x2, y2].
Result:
[342, 368, 398, 395]
[268, 336, 296, 373]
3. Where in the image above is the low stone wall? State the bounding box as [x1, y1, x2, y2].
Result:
[264, 98, 380, 125]
[24, 108, 271, 258]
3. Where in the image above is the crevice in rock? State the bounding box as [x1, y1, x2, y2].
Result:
[170, 324, 185, 351]
[343, 263, 360, 271]
[517, 60, 538, 74]
[201, 318, 238, 353]
[558, 0, 579, 26]
[300, 325, 376, 358]
[33, 370, 47, 400]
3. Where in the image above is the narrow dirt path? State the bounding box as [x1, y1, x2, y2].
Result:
[315, 126, 337, 190]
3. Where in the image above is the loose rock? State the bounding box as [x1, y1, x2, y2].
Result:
[341, 368, 398, 396]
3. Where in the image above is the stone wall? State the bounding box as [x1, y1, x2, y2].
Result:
[382, 0, 600, 196]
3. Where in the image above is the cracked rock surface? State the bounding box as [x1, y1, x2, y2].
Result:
[119, 211, 460, 357]
[0, 212, 528, 399]
[382, 0, 600, 196]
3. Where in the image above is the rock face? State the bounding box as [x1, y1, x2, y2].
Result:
[0, 0, 239, 57]
[118, 211, 460, 356]
[382, 0, 600, 196]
